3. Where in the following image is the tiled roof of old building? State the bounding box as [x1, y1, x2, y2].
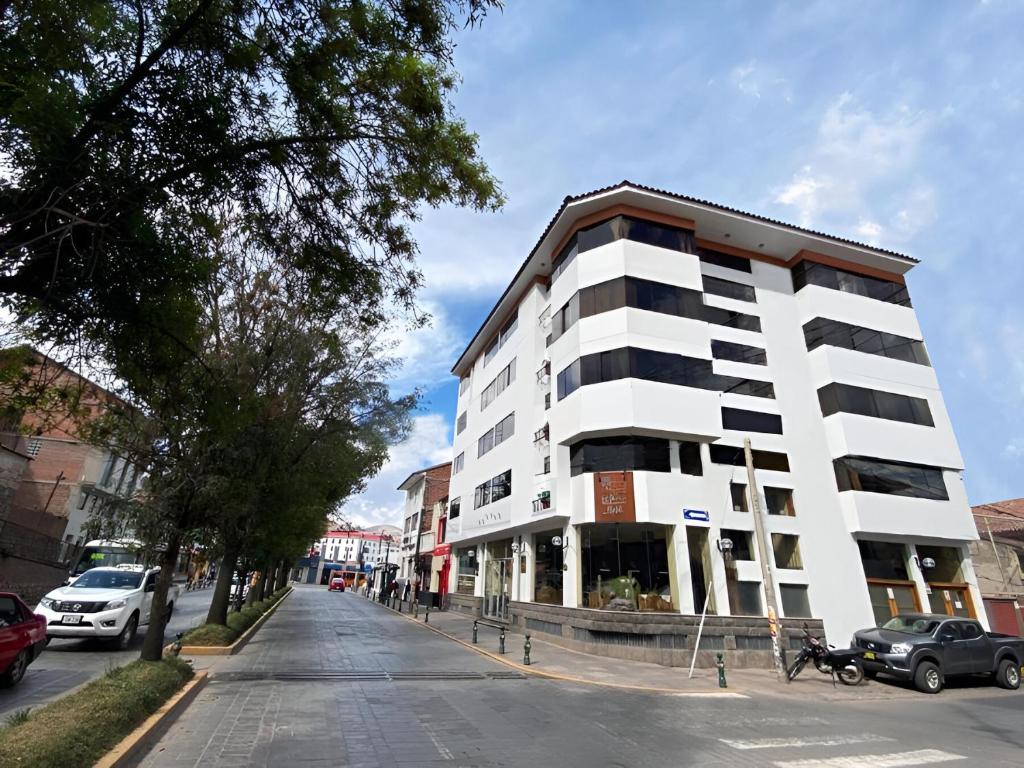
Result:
[973, 498, 1024, 540]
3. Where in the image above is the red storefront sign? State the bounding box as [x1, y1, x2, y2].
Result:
[433, 543, 452, 557]
[593, 471, 636, 523]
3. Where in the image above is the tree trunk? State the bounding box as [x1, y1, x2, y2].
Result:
[276, 559, 288, 591]
[206, 547, 239, 625]
[140, 530, 183, 661]
[233, 564, 247, 612]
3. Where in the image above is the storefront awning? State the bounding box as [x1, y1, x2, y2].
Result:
[432, 543, 452, 557]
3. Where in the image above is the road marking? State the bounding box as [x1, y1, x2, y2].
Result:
[772, 749, 966, 768]
[722, 734, 895, 750]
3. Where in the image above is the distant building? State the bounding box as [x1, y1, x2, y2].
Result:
[311, 529, 400, 586]
[397, 462, 451, 592]
[971, 499, 1024, 635]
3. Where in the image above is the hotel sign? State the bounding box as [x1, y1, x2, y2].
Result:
[594, 471, 636, 523]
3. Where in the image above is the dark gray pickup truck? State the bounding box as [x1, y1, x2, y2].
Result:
[853, 613, 1024, 693]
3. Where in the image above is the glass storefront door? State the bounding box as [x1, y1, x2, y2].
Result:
[917, 545, 975, 618]
[484, 539, 513, 621]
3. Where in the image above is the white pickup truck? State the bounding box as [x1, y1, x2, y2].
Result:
[36, 565, 179, 649]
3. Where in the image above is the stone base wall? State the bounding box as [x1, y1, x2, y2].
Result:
[0, 553, 67, 603]
[450, 598, 821, 669]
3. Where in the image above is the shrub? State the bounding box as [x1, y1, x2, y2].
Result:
[181, 624, 239, 646]
[0, 658, 192, 768]
[225, 611, 252, 634]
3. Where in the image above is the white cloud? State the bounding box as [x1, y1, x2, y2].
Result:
[383, 300, 463, 394]
[730, 59, 792, 102]
[1005, 439, 1024, 459]
[335, 413, 452, 529]
[772, 93, 936, 242]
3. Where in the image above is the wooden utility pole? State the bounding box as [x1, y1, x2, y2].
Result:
[744, 438, 786, 681]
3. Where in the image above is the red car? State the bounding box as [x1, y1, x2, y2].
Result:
[328, 577, 346, 592]
[1, 592, 47, 687]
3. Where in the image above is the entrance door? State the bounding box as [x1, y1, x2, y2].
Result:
[984, 598, 1023, 636]
[687, 527, 715, 615]
[866, 580, 920, 625]
[930, 584, 974, 618]
[484, 556, 512, 621]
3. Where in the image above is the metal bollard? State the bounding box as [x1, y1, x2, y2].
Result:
[424, 604, 430, 624]
[472, 620, 478, 644]
[499, 627, 506, 655]
[716, 652, 727, 689]
[523, 634, 531, 665]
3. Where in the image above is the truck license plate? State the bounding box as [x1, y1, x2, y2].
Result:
[863, 651, 876, 660]
[61, 614, 83, 624]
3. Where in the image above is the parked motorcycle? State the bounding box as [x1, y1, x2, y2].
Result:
[786, 626, 864, 686]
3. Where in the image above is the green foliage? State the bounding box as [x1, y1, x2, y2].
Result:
[225, 611, 250, 635]
[1, 0, 502, 357]
[180, 623, 238, 646]
[0, 658, 192, 768]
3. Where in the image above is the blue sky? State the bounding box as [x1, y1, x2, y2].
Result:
[339, 0, 1024, 527]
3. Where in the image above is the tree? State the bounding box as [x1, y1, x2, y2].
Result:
[1, 0, 502, 363]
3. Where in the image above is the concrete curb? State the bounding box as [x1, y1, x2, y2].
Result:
[366, 595, 746, 698]
[94, 669, 209, 768]
[168, 588, 292, 656]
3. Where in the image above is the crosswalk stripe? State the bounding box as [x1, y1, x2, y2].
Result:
[721, 734, 895, 750]
[772, 748, 966, 768]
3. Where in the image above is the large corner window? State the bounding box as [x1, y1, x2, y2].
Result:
[792, 260, 911, 307]
[551, 215, 697, 283]
[834, 456, 948, 500]
[818, 383, 933, 427]
[569, 436, 671, 476]
[803, 317, 930, 366]
[556, 347, 774, 401]
[533, 529, 564, 605]
[580, 523, 673, 612]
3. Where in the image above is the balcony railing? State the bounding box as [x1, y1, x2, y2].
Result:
[533, 424, 549, 444]
[536, 359, 551, 384]
[531, 496, 552, 513]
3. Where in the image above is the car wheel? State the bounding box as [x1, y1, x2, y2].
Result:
[116, 614, 138, 651]
[914, 661, 942, 694]
[996, 659, 1021, 690]
[1, 650, 29, 688]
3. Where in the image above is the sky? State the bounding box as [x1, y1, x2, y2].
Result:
[338, 0, 1024, 528]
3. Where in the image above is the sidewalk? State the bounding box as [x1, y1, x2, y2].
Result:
[374, 595, 1009, 702]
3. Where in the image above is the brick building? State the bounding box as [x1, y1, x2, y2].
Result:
[971, 499, 1024, 636]
[397, 461, 451, 595]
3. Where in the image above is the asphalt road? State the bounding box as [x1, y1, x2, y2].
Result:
[141, 586, 1024, 768]
[0, 585, 214, 719]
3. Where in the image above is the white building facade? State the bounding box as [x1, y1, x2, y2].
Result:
[445, 182, 982, 646]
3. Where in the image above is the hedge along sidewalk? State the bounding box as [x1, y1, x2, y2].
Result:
[170, 586, 292, 656]
[0, 657, 195, 768]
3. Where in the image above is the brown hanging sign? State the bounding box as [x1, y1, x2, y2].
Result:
[593, 471, 636, 523]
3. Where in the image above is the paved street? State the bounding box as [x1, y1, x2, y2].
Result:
[141, 585, 1024, 767]
[0, 585, 214, 718]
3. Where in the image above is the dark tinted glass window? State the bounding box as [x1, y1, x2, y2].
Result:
[702, 304, 761, 332]
[803, 318, 930, 365]
[834, 456, 948, 500]
[730, 483, 748, 511]
[449, 498, 461, 519]
[558, 347, 773, 401]
[818, 383, 933, 426]
[474, 470, 512, 509]
[568, 436, 671, 476]
[678, 441, 703, 475]
[697, 247, 752, 273]
[709, 444, 790, 472]
[552, 216, 697, 283]
[711, 340, 767, 365]
[792, 260, 911, 307]
[720, 529, 754, 560]
[858, 540, 909, 580]
[703, 275, 756, 303]
[722, 407, 783, 434]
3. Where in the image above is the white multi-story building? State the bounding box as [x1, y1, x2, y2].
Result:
[445, 181, 982, 647]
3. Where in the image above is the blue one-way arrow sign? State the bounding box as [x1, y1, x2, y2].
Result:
[683, 509, 710, 522]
